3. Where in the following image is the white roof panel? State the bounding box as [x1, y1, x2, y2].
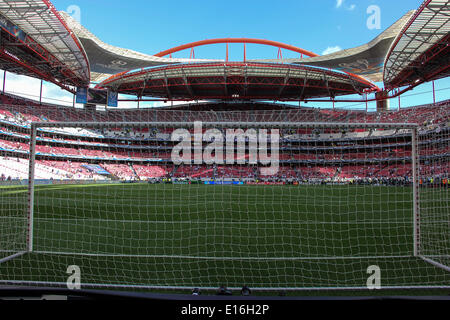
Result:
[384, 0, 450, 86]
[0, 0, 90, 84]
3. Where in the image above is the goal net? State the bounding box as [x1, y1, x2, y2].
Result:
[0, 121, 449, 291]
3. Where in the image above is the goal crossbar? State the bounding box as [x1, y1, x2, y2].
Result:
[31, 121, 421, 130]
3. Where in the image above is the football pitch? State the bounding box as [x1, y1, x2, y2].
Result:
[0, 183, 449, 293]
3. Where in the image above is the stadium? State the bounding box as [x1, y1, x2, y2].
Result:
[0, 0, 449, 301]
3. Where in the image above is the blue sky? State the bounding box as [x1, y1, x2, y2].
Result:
[51, 0, 421, 59]
[53, 0, 422, 59]
[2, 0, 449, 110]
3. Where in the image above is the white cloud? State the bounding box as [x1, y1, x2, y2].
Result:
[322, 46, 342, 55]
[336, 1, 356, 11]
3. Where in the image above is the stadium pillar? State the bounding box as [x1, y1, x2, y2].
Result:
[226, 43, 229, 62]
[39, 79, 43, 105]
[277, 48, 283, 60]
[432, 81, 436, 104]
[2, 71, 6, 93]
[244, 43, 246, 62]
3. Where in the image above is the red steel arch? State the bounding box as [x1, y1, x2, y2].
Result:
[154, 38, 319, 58]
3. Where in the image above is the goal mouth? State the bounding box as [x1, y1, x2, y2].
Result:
[1, 121, 449, 292]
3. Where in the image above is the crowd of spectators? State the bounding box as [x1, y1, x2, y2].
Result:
[0, 93, 448, 184]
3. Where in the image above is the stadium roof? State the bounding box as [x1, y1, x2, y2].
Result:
[59, 9, 414, 85]
[384, 0, 450, 90]
[153, 38, 319, 59]
[0, 0, 90, 89]
[249, 11, 415, 83]
[59, 12, 218, 84]
[96, 62, 379, 101]
[0, 0, 447, 101]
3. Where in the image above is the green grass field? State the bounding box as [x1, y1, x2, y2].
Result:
[0, 183, 449, 294]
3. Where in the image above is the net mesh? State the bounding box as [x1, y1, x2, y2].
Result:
[1, 120, 448, 290]
[419, 126, 450, 271]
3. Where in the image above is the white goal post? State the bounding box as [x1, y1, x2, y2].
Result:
[0, 121, 449, 291]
